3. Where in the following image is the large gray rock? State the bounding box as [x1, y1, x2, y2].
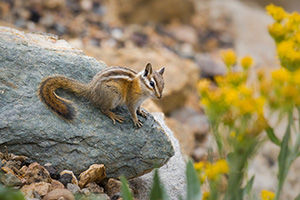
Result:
[130, 113, 187, 200]
[0, 26, 174, 178]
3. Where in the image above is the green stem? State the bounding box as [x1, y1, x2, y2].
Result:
[212, 124, 224, 158]
[275, 112, 293, 200]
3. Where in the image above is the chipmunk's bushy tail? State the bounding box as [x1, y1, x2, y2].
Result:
[38, 75, 89, 120]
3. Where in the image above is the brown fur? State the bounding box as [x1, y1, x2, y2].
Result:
[37, 64, 164, 127]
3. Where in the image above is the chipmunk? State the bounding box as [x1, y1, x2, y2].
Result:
[38, 63, 165, 128]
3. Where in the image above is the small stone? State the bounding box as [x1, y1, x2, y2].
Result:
[21, 182, 51, 197]
[95, 193, 110, 200]
[19, 165, 28, 175]
[85, 182, 104, 193]
[67, 183, 81, 194]
[44, 165, 60, 180]
[51, 179, 65, 190]
[104, 179, 121, 197]
[43, 188, 75, 200]
[12, 155, 27, 162]
[0, 173, 23, 187]
[80, 0, 93, 11]
[60, 170, 78, 185]
[110, 193, 121, 200]
[59, 174, 73, 188]
[25, 162, 52, 184]
[78, 164, 106, 188]
[1, 166, 16, 175]
[80, 188, 90, 195]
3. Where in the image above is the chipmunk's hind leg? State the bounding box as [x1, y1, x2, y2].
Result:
[101, 109, 124, 124]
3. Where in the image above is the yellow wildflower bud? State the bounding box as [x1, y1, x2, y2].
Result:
[221, 49, 237, 69]
[277, 40, 300, 71]
[266, 4, 286, 22]
[271, 68, 290, 83]
[238, 99, 256, 114]
[205, 159, 229, 180]
[261, 190, 275, 200]
[241, 56, 254, 70]
[224, 88, 239, 105]
[194, 162, 205, 170]
[238, 85, 252, 97]
[203, 192, 210, 200]
[282, 85, 298, 99]
[198, 79, 211, 95]
[268, 23, 285, 42]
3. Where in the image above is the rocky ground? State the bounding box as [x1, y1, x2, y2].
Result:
[1, 0, 300, 199]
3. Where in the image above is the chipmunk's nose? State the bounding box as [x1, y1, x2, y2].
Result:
[157, 94, 162, 99]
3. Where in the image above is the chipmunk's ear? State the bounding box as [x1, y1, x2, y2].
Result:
[158, 67, 165, 75]
[144, 63, 153, 77]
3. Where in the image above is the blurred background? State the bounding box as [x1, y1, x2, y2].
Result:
[1, 0, 300, 199]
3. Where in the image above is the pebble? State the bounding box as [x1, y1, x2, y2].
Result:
[60, 170, 78, 185]
[67, 183, 81, 194]
[43, 188, 75, 200]
[25, 162, 52, 184]
[0, 173, 23, 187]
[104, 178, 122, 197]
[44, 164, 60, 180]
[85, 182, 104, 193]
[78, 164, 106, 188]
[59, 174, 73, 188]
[21, 182, 51, 198]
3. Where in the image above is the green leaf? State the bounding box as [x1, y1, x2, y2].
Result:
[266, 126, 281, 146]
[121, 176, 133, 200]
[276, 123, 291, 200]
[186, 160, 202, 200]
[150, 169, 169, 200]
[242, 176, 255, 197]
[0, 185, 25, 200]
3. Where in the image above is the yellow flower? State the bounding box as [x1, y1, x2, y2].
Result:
[255, 97, 266, 115]
[293, 69, 300, 84]
[238, 85, 252, 97]
[224, 88, 239, 105]
[277, 40, 300, 71]
[241, 56, 254, 70]
[205, 159, 229, 180]
[198, 79, 211, 95]
[221, 49, 237, 68]
[261, 190, 275, 200]
[230, 131, 236, 137]
[203, 192, 210, 200]
[282, 85, 298, 99]
[268, 23, 286, 42]
[238, 99, 256, 114]
[266, 4, 286, 22]
[286, 12, 300, 32]
[271, 68, 290, 83]
[194, 162, 205, 170]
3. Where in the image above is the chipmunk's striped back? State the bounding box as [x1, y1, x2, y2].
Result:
[37, 63, 165, 127]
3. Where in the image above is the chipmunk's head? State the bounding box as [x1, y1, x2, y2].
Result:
[141, 63, 165, 99]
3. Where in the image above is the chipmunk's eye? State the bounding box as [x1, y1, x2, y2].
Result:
[150, 80, 155, 88]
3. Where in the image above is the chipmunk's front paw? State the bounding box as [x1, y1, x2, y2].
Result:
[137, 109, 148, 118]
[134, 119, 143, 128]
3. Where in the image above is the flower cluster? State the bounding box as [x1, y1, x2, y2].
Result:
[198, 50, 266, 138]
[194, 159, 229, 183]
[267, 4, 300, 71]
[261, 190, 275, 200]
[259, 66, 300, 114]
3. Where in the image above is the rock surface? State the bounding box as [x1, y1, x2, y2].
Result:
[0, 26, 174, 178]
[130, 113, 187, 200]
